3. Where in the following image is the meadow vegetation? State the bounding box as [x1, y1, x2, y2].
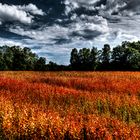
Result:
[0, 71, 140, 139]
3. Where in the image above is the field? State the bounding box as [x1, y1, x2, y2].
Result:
[0, 71, 140, 139]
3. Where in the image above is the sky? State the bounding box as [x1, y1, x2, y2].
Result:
[0, 0, 140, 64]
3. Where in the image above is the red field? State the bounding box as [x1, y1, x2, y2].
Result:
[0, 71, 140, 139]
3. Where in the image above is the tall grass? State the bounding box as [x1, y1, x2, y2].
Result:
[0, 71, 139, 139]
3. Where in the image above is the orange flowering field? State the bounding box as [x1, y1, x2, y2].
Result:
[0, 71, 140, 139]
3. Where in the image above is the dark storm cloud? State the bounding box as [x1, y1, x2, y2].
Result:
[95, 0, 107, 6]
[122, 0, 140, 10]
[71, 29, 102, 40]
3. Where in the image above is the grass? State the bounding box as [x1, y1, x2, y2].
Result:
[0, 71, 139, 139]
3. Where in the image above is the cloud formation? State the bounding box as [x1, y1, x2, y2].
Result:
[18, 3, 44, 16]
[0, 3, 44, 24]
[0, 0, 140, 64]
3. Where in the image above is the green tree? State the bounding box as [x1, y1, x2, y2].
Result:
[35, 57, 46, 71]
[111, 42, 140, 70]
[101, 44, 111, 63]
[0, 51, 6, 70]
[12, 46, 26, 70]
[23, 47, 38, 70]
[89, 47, 99, 70]
[0, 45, 46, 71]
[125, 47, 140, 70]
[3, 46, 13, 70]
[78, 48, 91, 70]
[47, 61, 59, 71]
[100, 44, 111, 70]
[70, 48, 79, 70]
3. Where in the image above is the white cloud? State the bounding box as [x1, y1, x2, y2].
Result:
[10, 25, 69, 44]
[18, 3, 45, 16]
[78, 15, 109, 33]
[0, 3, 44, 24]
[9, 14, 109, 45]
[0, 37, 25, 47]
[64, 0, 99, 15]
[0, 3, 32, 24]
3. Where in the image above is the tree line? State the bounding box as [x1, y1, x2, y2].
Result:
[0, 46, 46, 71]
[0, 41, 140, 71]
[70, 41, 140, 71]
